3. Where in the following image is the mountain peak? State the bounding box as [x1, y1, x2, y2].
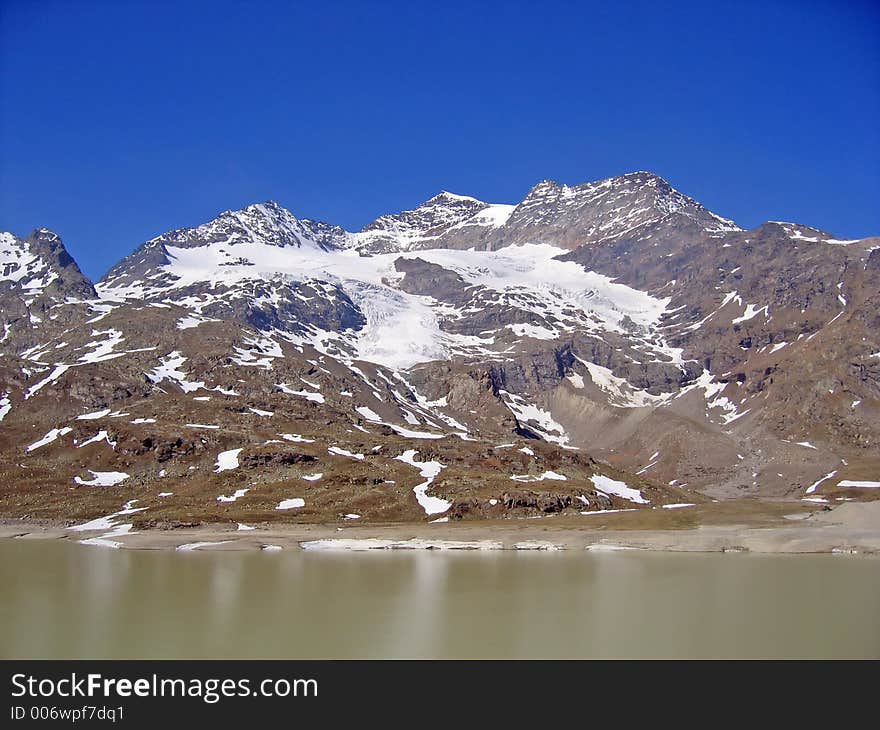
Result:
[28, 227, 62, 242]
[431, 191, 482, 204]
[525, 179, 561, 195]
[235, 199, 287, 215]
[616, 170, 668, 183]
[353, 190, 490, 253]
[526, 171, 671, 196]
[98, 200, 345, 290]
[486, 171, 739, 251]
[0, 228, 96, 307]
[146, 199, 343, 253]
[217, 199, 298, 227]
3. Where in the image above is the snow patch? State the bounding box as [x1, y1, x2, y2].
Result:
[147, 352, 205, 393]
[27, 427, 73, 452]
[590, 474, 649, 504]
[395, 449, 450, 515]
[73, 470, 129, 487]
[280, 433, 315, 443]
[278, 383, 325, 403]
[76, 408, 111, 421]
[806, 471, 837, 494]
[215, 448, 243, 472]
[176, 541, 232, 551]
[276, 498, 305, 510]
[328, 446, 364, 460]
[78, 431, 116, 449]
[510, 470, 567, 482]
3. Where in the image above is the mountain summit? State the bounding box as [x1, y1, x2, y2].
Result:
[351, 190, 510, 254]
[101, 200, 350, 290]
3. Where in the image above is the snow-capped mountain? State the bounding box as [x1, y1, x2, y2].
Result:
[0, 228, 97, 350]
[96, 229, 683, 373]
[101, 201, 350, 292]
[1, 171, 878, 533]
[479, 171, 740, 251]
[1, 228, 95, 301]
[351, 191, 503, 254]
[345, 171, 738, 254]
[91, 172, 743, 374]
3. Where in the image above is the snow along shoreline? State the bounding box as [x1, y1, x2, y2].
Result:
[1, 501, 879, 555]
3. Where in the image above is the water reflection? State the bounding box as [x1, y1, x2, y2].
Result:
[1, 541, 878, 659]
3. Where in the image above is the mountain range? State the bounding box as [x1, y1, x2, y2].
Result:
[1, 171, 878, 530]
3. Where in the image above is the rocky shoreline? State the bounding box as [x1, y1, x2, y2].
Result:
[2, 501, 878, 556]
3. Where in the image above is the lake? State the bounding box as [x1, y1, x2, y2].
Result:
[1, 539, 878, 659]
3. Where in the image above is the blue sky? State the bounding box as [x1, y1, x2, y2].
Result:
[1, 0, 878, 280]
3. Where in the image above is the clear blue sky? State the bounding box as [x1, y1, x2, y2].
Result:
[1, 0, 878, 280]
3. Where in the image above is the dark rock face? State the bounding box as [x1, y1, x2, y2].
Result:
[154, 438, 200, 462]
[241, 451, 317, 468]
[26, 229, 96, 297]
[501, 490, 578, 512]
[393, 258, 471, 304]
[98, 238, 172, 290]
[562, 219, 880, 390]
